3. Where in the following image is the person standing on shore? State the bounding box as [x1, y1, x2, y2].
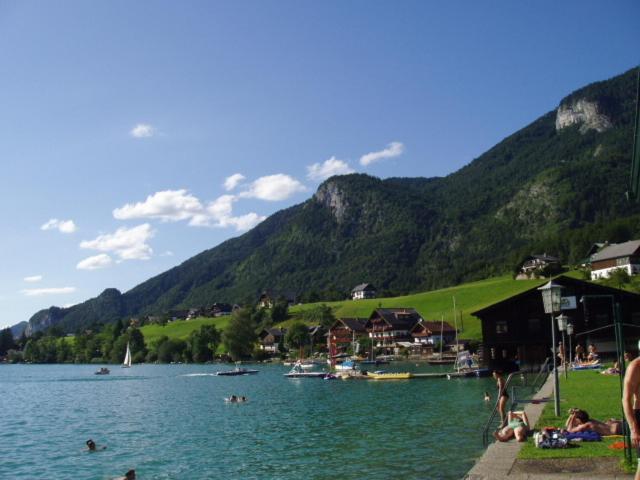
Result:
[493, 370, 508, 427]
[623, 356, 640, 480]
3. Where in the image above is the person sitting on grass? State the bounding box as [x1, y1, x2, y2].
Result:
[564, 408, 622, 435]
[493, 411, 529, 442]
[602, 361, 621, 376]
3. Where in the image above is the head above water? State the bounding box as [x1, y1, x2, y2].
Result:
[125, 470, 136, 480]
[86, 439, 96, 450]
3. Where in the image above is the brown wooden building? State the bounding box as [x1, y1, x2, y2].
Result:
[472, 276, 640, 371]
[328, 318, 367, 357]
[365, 308, 423, 350]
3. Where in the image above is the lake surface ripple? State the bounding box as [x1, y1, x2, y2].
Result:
[1, 364, 493, 479]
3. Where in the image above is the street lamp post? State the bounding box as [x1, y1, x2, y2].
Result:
[566, 322, 574, 373]
[538, 281, 563, 417]
[557, 313, 569, 380]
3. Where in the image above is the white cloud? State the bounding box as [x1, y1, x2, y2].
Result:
[41, 218, 77, 234]
[76, 254, 113, 270]
[307, 156, 355, 181]
[21, 287, 76, 297]
[224, 173, 246, 191]
[80, 224, 155, 261]
[114, 189, 265, 232]
[239, 174, 306, 201]
[130, 123, 155, 138]
[24, 275, 43, 283]
[359, 141, 405, 166]
[160, 250, 174, 257]
[113, 190, 203, 222]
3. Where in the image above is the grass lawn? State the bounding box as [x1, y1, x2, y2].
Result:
[519, 369, 631, 462]
[140, 316, 231, 346]
[289, 274, 544, 340]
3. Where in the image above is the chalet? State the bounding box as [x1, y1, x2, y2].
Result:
[169, 309, 189, 321]
[365, 308, 423, 350]
[516, 254, 561, 280]
[187, 308, 203, 320]
[207, 303, 233, 317]
[259, 328, 287, 353]
[351, 283, 377, 300]
[590, 240, 640, 280]
[328, 318, 368, 357]
[258, 290, 297, 309]
[410, 320, 456, 346]
[472, 275, 640, 371]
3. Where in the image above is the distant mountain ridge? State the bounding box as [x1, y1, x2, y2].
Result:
[22, 67, 640, 335]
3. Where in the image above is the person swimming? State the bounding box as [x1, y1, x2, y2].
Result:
[484, 391, 491, 402]
[112, 469, 136, 480]
[86, 439, 106, 452]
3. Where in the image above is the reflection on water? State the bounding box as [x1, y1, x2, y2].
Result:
[1, 363, 493, 479]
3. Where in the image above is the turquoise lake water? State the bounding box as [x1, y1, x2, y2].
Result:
[2, 363, 495, 479]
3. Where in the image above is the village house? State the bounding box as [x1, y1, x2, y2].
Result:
[365, 308, 423, 352]
[258, 327, 287, 353]
[590, 239, 640, 280]
[410, 320, 456, 346]
[516, 254, 561, 280]
[328, 318, 368, 357]
[258, 290, 297, 308]
[351, 283, 377, 300]
[472, 275, 640, 371]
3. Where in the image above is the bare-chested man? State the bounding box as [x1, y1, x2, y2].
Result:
[623, 357, 640, 480]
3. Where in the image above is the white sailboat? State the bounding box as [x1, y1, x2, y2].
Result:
[122, 342, 132, 368]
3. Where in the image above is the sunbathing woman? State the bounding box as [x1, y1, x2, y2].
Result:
[565, 408, 622, 435]
[494, 411, 529, 442]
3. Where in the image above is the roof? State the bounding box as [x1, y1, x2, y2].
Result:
[471, 275, 640, 317]
[369, 308, 422, 329]
[525, 254, 560, 263]
[332, 317, 368, 332]
[351, 283, 376, 293]
[591, 240, 640, 262]
[260, 327, 286, 338]
[412, 320, 456, 334]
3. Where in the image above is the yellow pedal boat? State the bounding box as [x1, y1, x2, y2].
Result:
[367, 372, 413, 380]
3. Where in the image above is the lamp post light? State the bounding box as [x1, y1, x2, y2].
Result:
[566, 322, 574, 373]
[557, 313, 569, 380]
[538, 280, 563, 417]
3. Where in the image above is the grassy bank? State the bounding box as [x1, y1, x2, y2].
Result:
[519, 369, 631, 462]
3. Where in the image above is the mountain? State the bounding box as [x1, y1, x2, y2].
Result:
[24, 67, 640, 334]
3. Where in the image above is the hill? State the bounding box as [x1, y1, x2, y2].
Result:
[23, 67, 640, 334]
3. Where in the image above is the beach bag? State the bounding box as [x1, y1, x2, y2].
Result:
[534, 429, 568, 448]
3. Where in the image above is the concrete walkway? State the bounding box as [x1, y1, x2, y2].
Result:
[464, 373, 634, 480]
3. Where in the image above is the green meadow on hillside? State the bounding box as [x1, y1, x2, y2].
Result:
[140, 316, 231, 345]
[137, 275, 549, 346]
[288, 274, 545, 340]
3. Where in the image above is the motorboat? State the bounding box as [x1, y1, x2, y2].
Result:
[216, 367, 259, 376]
[94, 367, 110, 375]
[334, 360, 357, 371]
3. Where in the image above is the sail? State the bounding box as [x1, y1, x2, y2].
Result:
[123, 342, 132, 367]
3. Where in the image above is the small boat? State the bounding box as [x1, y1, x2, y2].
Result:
[216, 367, 259, 376]
[335, 360, 357, 371]
[94, 367, 110, 375]
[367, 371, 413, 380]
[360, 359, 389, 365]
[122, 342, 132, 368]
[284, 363, 327, 378]
[323, 373, 338, 380]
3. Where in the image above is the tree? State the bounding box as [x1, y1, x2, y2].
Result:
[270, 299, 289, 324]
[302, 304, 336, 329]
[189, 325, 221, 363]
[285, 322, 310, 356]
[223, 308, 258, 361]
[0, 328, 16, 356]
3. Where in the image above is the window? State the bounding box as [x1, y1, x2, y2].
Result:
[496, 321, 508, 334]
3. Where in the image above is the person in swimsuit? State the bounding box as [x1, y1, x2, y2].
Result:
[493, 370, 508, 427]
[623, 356, 640, 480]
[564, 409, 622, 435]
[494, 411, 529, 442]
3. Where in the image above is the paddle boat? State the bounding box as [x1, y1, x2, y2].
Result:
[367, 371, 413, 380]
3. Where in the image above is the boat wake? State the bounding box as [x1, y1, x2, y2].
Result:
[181, 373, 218, 377]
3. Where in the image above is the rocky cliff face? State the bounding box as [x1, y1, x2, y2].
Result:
[555, 98, 612, 134]
[314, 180, 349, 222]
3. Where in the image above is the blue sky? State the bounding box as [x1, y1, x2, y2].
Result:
[1, 1, 638, 329]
